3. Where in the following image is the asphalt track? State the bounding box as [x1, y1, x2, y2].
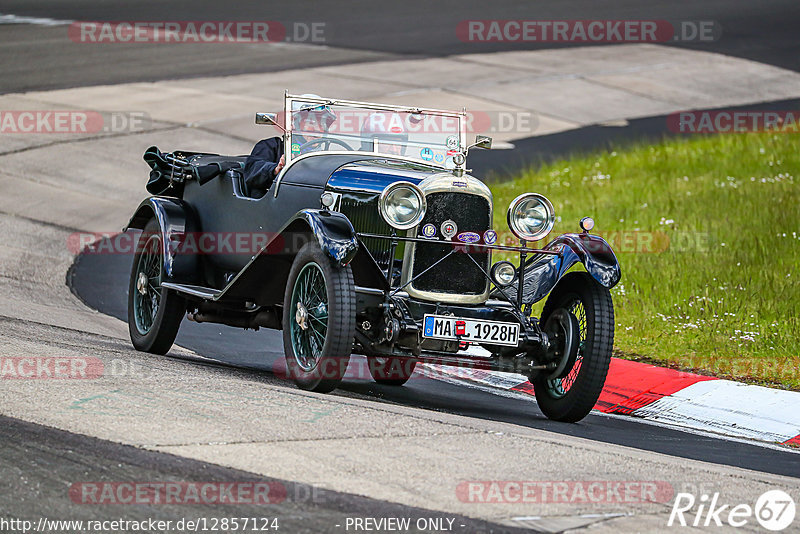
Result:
[1, 0, 799, 95]
[0, 415, 531, 533]
[68, 241, 800, 480]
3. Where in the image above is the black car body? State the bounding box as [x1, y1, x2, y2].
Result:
[124, 93, 621, 422]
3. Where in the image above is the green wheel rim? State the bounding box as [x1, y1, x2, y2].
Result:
[545, 299, 586, 399]
[133, 234, 163, 335]
[290, 262, 329, 372]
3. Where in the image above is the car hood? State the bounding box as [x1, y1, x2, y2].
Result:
[327, 159, 443, 194]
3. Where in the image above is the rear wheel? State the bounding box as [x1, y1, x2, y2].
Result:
[127, 219, 186, 354]
[533, 272, 614, 422]
[282, 242, 355, 393]
[367, 357, 417, 386]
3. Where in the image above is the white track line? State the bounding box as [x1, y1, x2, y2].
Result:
[0, 13, 73, 26]
[596, 410, 800, 455]
[633, 380, 800, 443]
[421, 365, 800, 453]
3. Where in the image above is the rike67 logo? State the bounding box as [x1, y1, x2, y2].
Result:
[669, 490, 795, 531]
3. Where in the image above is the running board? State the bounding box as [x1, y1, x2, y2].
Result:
[161, 282, 221, 300]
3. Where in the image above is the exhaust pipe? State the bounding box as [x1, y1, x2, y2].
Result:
[187, 308, 281, 330]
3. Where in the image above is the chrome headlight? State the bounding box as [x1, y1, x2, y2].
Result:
[507, 193, 555, 241]
[378, 182, 426, 230]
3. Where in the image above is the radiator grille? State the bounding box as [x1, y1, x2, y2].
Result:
[339, 197, 394, 268]
[411, 192, 490, 295]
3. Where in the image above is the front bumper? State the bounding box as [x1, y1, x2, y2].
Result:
[402, 297, 546, 351]
[355, 286, 549, 373]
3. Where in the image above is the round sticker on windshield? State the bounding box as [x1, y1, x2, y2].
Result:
[420, 147, 434, 161]
[445, 135, 459, 150]
[434, 153, 444, 163]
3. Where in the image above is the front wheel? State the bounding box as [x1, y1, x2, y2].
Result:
[533, 272, 614, 422]
[282, 242, 355, 393]
[127, 219, 186, 354]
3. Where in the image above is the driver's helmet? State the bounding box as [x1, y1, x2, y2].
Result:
[359, 112, 408, 156]
[291, 94, 336, 134]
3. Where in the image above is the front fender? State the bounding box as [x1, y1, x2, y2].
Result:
[123, 196, 199, 282]
[217, 209, 359, 305]
[288, 209, 359, 267]
[520, 233, 621, 305]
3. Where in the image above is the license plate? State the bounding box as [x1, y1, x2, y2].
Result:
[422, 314, 519, 347]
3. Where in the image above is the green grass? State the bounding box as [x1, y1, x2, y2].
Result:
[490, 132, 800, 389]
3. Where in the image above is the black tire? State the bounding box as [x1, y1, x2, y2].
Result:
[127, 219, 186, 354]
[367, 357, 417, 386]
[533, 272, 614, 422]
[282, 242, 355, 393]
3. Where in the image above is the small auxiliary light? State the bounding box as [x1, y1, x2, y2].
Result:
[320, 192, 335, 208]
[580, 217, 595, 233]
[490, 261, 516, 287]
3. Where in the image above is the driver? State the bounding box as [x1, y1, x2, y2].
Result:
[359, 112, 408, 156]
[243, 94, 335, 198]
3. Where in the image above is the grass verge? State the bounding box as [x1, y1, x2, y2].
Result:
[491, 131, 800, 389]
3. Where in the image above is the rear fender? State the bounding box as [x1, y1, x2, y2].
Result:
[123, 196, 199, 283]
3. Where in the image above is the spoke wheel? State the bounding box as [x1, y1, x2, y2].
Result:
[132, 233, 162, 335]
[542, 306, 583, 398]
[127, 218, 186, 354]
[533, 272, 614, 422]
[290, 263, 330, 373]
[283, 242, 355, 393]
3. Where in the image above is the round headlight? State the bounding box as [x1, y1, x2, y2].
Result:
[507, 193, 555, 242]
[491, 261, 516, 287]
[378, 182, 426, 230]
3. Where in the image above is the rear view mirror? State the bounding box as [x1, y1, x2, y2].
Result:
[473, 135, 492, 150]
[255, 112, 286, 133]
[255, 112, 278, 125]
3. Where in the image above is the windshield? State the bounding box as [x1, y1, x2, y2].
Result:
[284, 95, 466, 169]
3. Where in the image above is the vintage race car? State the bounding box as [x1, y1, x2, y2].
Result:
[124, 93, 621, 422]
